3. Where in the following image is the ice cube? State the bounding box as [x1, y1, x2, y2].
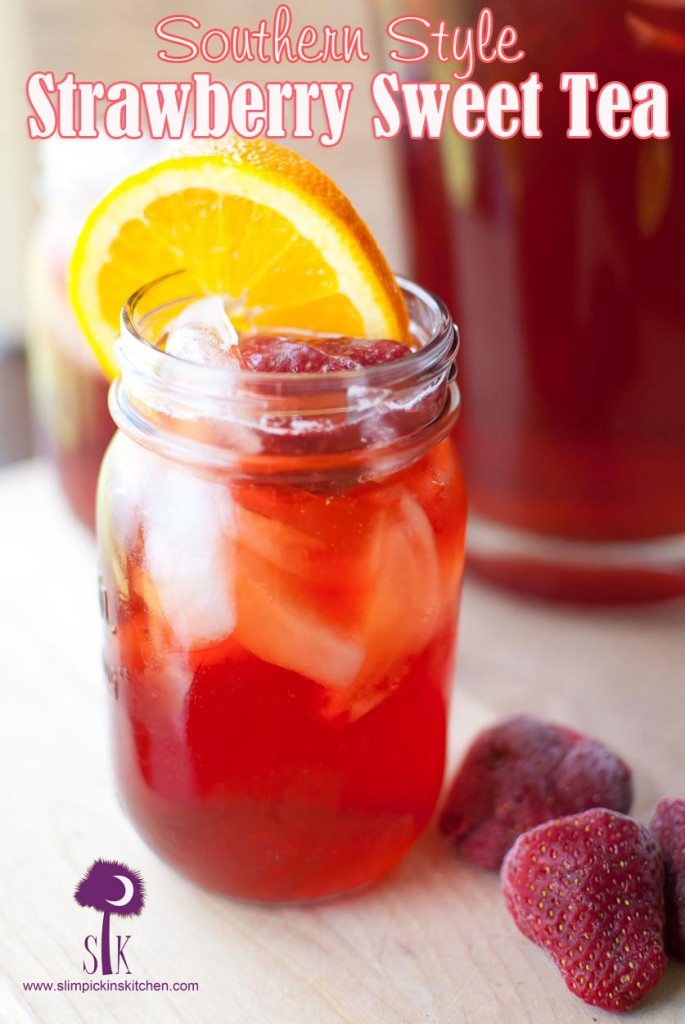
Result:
[142, 461, 237, 650]
[231, 500, 376, 696]
[158, 651, 194, 724]
[235, 554, 364, 690]
[103, 435, 156, 553]
[324, 489, 442, 721]
[362, 490, 442, 664]
[165, 296, 238, 367]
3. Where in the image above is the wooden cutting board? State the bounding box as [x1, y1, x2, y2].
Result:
[1, 460, 684, 1023]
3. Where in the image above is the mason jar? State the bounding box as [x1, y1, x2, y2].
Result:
[380, 0, 685, 601]
[26, 137, 160, 530]
[97, 271, 466, 902]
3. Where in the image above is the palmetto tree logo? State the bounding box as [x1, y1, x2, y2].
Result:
[74, 860, 145, 975]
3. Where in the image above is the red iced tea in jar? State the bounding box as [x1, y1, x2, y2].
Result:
[394, 0, 685, 600]
[79, 139, 466, 901]
[98, 276, 465, 902]
[28, 137, 163, 530]
[27, 221, 114, 530]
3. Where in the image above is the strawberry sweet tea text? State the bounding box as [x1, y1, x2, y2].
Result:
[25, 4, 670, 144]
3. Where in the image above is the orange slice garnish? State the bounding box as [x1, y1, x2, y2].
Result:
[69, 138, 408, 377]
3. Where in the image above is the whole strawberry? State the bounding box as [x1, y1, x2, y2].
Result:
[237, 333, 408, 372]
[650, 797, 685, 958]
[502, 810, 666, 1013]
[439, 715, 632, 869]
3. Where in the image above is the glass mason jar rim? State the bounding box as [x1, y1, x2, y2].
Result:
[110, 269, 460, 475]
[118, 269, 456, 384]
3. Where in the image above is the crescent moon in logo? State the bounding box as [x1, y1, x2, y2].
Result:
[106, 874, 135, 907]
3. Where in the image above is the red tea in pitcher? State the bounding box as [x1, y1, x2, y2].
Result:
[393, 0, 685, 600]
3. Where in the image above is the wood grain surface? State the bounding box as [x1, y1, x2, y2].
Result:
[1, 459, 684, 1023]
[12, 5, 685, 1018]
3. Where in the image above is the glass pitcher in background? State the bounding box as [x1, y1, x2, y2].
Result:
[378, 0, 685, 601]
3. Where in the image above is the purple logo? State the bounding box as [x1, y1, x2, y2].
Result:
[74, 860, 145, 976]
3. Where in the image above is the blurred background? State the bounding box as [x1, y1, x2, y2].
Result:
[0, 0, 406, 473]
[4, 0, 685, 600]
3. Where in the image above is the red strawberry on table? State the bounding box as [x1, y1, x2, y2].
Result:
[439, 715, 632, 870]
[502, 809, 667, 1013]
[650, 797, 685, 958]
